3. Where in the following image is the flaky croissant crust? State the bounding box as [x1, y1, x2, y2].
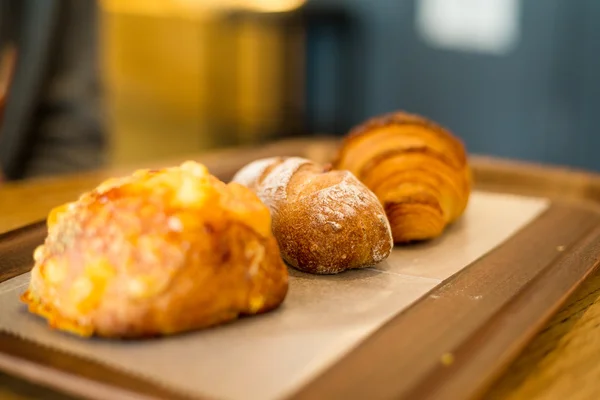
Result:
[333, 111, 472, 243]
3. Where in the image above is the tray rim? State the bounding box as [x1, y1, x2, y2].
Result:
[1, 137, 600, 400]
[288, 203, 600, 400]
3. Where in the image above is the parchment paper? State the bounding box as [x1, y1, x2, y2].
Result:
[0, 191, 549, 400]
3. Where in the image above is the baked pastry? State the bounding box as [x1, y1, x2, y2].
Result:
[333, 111, 471, 243]
[21, 161, 288, 338]
[232, 157, 393, 274]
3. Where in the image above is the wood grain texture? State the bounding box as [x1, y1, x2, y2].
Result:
[289, 205, 600, 400]
[0, 222, 46, 283]
[1, 137, 600, 399]
[485, 268, 600, 400]
[0, 371, 76, 400]
[0, 333, 195, 400]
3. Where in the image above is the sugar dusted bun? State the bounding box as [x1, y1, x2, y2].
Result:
[233, 157, 393, 274]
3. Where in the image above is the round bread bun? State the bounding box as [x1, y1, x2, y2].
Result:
[21, 161, 288, 338]
[232, 157, 393, 274]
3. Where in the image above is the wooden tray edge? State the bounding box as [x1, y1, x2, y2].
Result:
[288, 204, 600, 400]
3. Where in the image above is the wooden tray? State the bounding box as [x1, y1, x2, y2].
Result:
[1, 137, 600, 400]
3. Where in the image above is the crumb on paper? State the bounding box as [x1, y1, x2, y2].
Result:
[441, 353, 455, 366]
[557, 245, 566, 252]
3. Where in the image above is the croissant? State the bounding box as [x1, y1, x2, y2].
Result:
[333, 111, 472, 243]
[232, 157, 393, 274]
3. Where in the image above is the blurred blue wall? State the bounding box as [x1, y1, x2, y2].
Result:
[305, 0, 600, 171]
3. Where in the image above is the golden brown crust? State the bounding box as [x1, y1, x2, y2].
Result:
[21, 162, 288, 338]
[333, 111, 472, 243]
[333, 111, 468, 167]
[232, 157, 393, 274]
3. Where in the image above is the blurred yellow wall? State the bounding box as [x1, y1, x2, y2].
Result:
[100, 1, 215, 167]
[99, 0, 305, 167]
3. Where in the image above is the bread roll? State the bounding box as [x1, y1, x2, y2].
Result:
[21, 161, 288, 338]
[333, 111, 471, 243]
[232, 157, 393, 274]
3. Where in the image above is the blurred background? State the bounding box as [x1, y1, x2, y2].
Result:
[1, 0, 600, 181]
